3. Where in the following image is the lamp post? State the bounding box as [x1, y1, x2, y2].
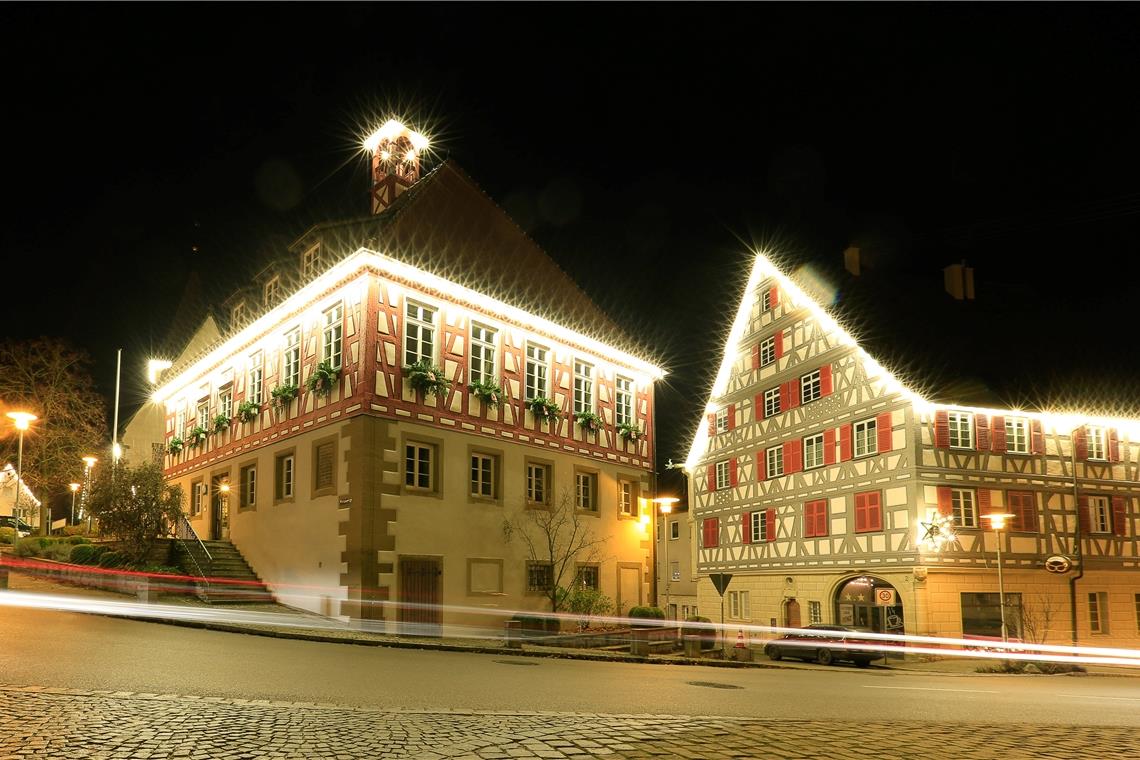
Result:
[652, 497, 679, 618]
[6, 411, 37, 536]
[218, 483, 231, 540]
[981, 512, 1015, 642]
[81, 456, 97, 533]
[68, 483, 80, 525]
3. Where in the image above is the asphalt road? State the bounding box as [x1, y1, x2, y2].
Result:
[3, 601, 1139, 727]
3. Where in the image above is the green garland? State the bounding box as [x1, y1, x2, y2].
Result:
[271, 383, 299, 408]
[528, 396, 561, 421]
[575, 411, 604, 434]
[187, 426, 208, 447]
[237, 400, 260, 423]
[306, 361, 340, 397]
[468, 378, 504, 408]
[212, 414, 231, 434]
[403, 360, 452, 399]
[617, 421, 643, 441]
[167, 437, 184, 455]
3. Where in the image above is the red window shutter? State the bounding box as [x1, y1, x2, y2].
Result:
[729, 457, 738, 487]
[774, 331, 784, 359]
[755, 393, 765, 420]
[769, 286, 779, 308]
[728, 405, 736, 431]
[1109, 429, 1121, 462]
[975, 414, 990, 452]
[757, 451, 767, 482]
[707, 464, 717, 492]
[936, 486, 953, 516]
[707, 413, 716, 437]
[784, 380, 801, 410]
[1030, 419, 1045, 455]
[703, 517, 719, 548]
[868, 492, 882, 532]
[742, 513, 752, 544]
[823, 428, 836, 465]
[978, 488, 992, 516]
[820, 364, 833, 397]
[1075, 428, 1088, 461]
[809, 500, 829, 537]
[840, 424, 853, 461]
[1112, 496, 1127, 536]
[934, 411, 950, 448]
[784, 440, 801, 473]
[765, 507, 776, 541]
[991, 416, 1007, 453]
[779, 383, 790, 411]
[876, 413, 892, 453]
[854, 493, 867, 532]
[1077, 496, 1090, 534]
[750, 344, 760, 370]
[1008, 491, 1036, 532]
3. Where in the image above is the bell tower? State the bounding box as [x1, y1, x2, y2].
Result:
[364, 119, 429, 214]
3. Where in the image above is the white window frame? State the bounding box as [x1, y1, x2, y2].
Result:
[715, 460, 730, 490]
[405, 442, 434, 491]
[1005, 416, 1029, 454]
[191, 482, 205, 516]
[1087, 426, 1107, 461]
[1089, 495, 1111, 533]
[278, 454, 295, 500]
[750, 510, 766, 542]
[283, 327, 301, 388]
[264, 276, 280, 307]
[575, 472, 597, 512]
[322, 303, 343, 368]
[404, 301, 436, 366]
[952, 487, 977, 528]
[670, 520, 680, 540]
[766, 446, 784, 478]
[715, 408, 729, 434]
[1089, 591, 1109, 634]
[809, 600, 822, 625]
[619, 479, 635, 516]
[470, 453, 495, 499]
[526, 462, 549, 505]
[248, 352, 263, 406]
[761, 289, 772, 312]
[230, 301, 246, 327]
[759, 336, 776, 367]
[853, 418, 878, 458]
[301, 243, 321, 280]
[615, 376, 634, 426]
[729, 590, 751, 620]
[573, 360, 593, 414]
[218, 387, 233, 420]
[175, 408, 185, 439]
[803, 433, 825, 470]
[241, 465, 257, 509]
[763, 387, 780, 418]
[196, 401, 210, 427]
[801, 369, 822, 404]
[948, 411, 974, 450]
[525, 343, 549, 400]
[469, 323, 497, 385]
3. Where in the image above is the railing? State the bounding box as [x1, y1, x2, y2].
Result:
[171, 514, 212, 597]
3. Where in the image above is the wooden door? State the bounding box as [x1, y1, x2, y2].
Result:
[617, 564, 642, 616]
[398, 557, 442, 637]
[784, 599, 801, 628]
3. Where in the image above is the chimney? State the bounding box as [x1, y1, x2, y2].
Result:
[844, 246, 861, 276]
[943, 260, 975, 300]
[364, 120, 429, 214]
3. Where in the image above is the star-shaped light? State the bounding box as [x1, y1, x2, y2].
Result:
[918, 514, 957, 552]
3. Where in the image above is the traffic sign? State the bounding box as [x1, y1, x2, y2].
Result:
[710, 573, 733, 597]
[874, 588, 897, 606]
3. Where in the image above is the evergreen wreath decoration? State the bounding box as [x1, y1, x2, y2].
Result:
[236, 400, 260, 423]
[617, 421, 643, 441]
[528, 396, 561, 421]
[575, 411, 604, 434]
[306, 361, 341, 397]
[187, 426, 208, 447]
[468, 378, 504, 408]
[167, 437, 184, 455]
[212, 414, 231, 434]
[402, 360, 452, 399]
[271, 383, 299, 408]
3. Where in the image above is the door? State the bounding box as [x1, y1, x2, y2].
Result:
[398, 557, 442, 637]
[784, 598, 802, 628]
[210, 476, 230, 540]
[617, 564, 642, 616]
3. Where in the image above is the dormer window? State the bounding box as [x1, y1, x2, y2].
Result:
[230, 301, 247, 327]
[263, 276, 280, 307]
[301, 242, 322, 281]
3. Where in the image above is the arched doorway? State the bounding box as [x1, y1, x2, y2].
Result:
[783, 598, 801, 628]
[834, 575, 904, 635]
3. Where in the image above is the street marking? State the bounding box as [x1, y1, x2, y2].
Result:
[1057, 693, 1140, 702]
[862, 686, 1000, 694]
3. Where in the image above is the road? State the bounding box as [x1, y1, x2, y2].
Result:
[2, 600, 1139, 758]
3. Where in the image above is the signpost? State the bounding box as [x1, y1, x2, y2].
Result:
[709, 573, 733, 657]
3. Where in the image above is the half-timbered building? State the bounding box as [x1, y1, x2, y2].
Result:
[688, 251, 1140, 648]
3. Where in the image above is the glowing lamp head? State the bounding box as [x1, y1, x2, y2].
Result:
[653, 497, 680, 514]
[69, 483, 81, 493]
[6, 411, 37, 430]
[363, 119, 429, 154]
[82, 456, 98, 468]
[981, 512, 1015, 531]
[219, 483, 231, 494]
[147, 359, 173, 385]
[112, 443, 123, 461]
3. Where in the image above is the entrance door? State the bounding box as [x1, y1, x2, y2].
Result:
[617, 564, 642, 616]
[398, 557, 442, 637]
[784, 598, 802, 628]
[210, 476, 230, 540]
[835, 576, 904, 636]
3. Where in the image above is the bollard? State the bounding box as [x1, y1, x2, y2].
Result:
[630, 628, 650, 657]
[505, 620, 522, 649]
[683, 634, 702, 658]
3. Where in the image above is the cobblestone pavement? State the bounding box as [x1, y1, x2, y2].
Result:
[1, 685, 1136, 759]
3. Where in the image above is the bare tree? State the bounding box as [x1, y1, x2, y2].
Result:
[1018, 592, 1056, 645]
[502, 488, 609, 612]
[0, 338, 107, 502]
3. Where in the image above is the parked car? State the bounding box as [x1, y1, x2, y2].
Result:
[0, 516, 34, 538]
[763, 624, 884, 667]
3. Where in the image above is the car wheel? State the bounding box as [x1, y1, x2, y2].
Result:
[816, 648, 834, 666]
[765, 645, 782, 661]
[853, 657, 872, 668]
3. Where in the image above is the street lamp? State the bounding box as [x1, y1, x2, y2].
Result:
[652, 497, 680, 618]
[81, 456, 97, 532]
[69, 483, 80, 525]
[218, 483, 231, 540]
[980, 512, 1015, 643]
[6, 411, 37, 536]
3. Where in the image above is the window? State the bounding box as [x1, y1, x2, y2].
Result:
[1089, 495, 1111, 533]
[300, 242, 322, 280]
[763, 387, 780, 418]
[766, 446, 784, 479]
[804, 499, 828, 537]
[761, 289, 772, 312]
[175, 409, 185, 440]
[1134, 593, 1140, 633]
[526, 462, 550, 505]
[190, 481, 204, 517]
[404, 301, 436, 365]
[809, 601, 822, 625]
[961, 592, 1023, 639]
[759, 336, 776, 367]
[670, 520, 680, 540]
[405, 443, 433, 490]
[525, 344, 548, 399]
[275, 453, 295, 501]
[240, 465, 257, 509]
[729, 590, 750, 620]
[948, 411, 974, 449]
[702, 517, 719, 548]
[801, 370, 822, 404]
[248, 352, 263, 406]
[469, 323, 496, 385]
[715, 460, 730, 490]
[670, 561, 680, 582]
[573, 360, 593, 414]
[197, 401, 210, 427]
[715, 408, 728, 434]
[618, 479, 635, 516]
[1089, 591, 1109, 634]
[219, 387, 233, 420]
[1007, 491, 1036, 531]
[313, 440, 335, 492]
[283, 328, 301, 388]
[470, 453, 496, 499]
[615, 376, 634, 426]
[230, 301, 247, 327]
[749, 510, 766, 543]
[1087, 426, 1107, 461]
[527, 562, 553, 593]
[575, 472, 597, 512]
[855, 491, 882, 533]
[264, 276, 280, 307]
[853, 418, 877, 457]
[576, 565, 599, 590]
[803, 433, 825, 469]
[952, 487, 977, 528]
[1005, 417, 1029, 454]
[323, 303, 343, 368]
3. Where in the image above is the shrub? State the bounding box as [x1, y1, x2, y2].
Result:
[683, 615, 717, 650]
[0, 527, 17, 545]
[560, 585, 614, 632]
[14, 537, 42, 557]
[98, 550, 125, 568]
[629, 605, 666, 620]
[512, 614, 561, 635]
[87, 545, 112, 564]
[70, 544, 97, 565]
[42, 542, 73, 562]
[66, 536, 90, 545]
[61, 525, 89, 537]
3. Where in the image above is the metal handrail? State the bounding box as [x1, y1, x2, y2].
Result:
[171, 514, 212, 592]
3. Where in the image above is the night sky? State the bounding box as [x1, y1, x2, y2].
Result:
[3, 5, 1140, 479]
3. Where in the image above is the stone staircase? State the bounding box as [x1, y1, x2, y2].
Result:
[178, 540, 275, 604]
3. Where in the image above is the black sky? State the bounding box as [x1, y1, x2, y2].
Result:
[3, 4, 1140, 472]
